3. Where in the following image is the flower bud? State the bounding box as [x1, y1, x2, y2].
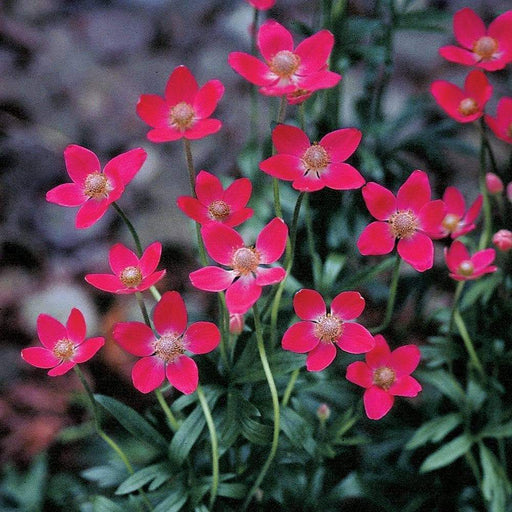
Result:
[316, 403, 331, 422]
[486, 172, 504, 194]
[507, 182, 512, 203]
[229, 313, 244, 335]
[492, 229, 512, 252]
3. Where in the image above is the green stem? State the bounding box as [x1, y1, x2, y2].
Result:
[136, 292, 152, 327]
[370, 252, 401, 334]
[478, 119, 492, 250]
[281, 368, 300, 408]
[448, 281, 465, 336]
[197, 385, 219, 510]
[183, 138, 196, 197]
[243, 304, 280, 511]
[154, 388, 179, 432]
[304, 194, 322, 289]
[112, 202, 143, 257]
[216, 292, 230, 369]
[453, 310, 485, 379]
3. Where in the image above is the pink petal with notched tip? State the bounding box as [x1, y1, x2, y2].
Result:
[259, 154, 303, 181]
[66, 308, 86, 344]
[306, 341, 337, 371]
[147, 126, 184, 143]
[357, 221, 395, 255]
[443, 187, 466, 217]
[165, 66, 198, 105]
[103, 148, 147, 186]
[255, 266, 286, 286]
[46, 183, 86, 207]
[195, 171, 223, 205]
[295, 30, 334, 73]
[84, 274, 123, 293]
[136, 94, 168, 127]
[331, 291, 365, 321]
[293, 289, 326, 320]
[431, 81, 469, 122]
[297, 70, 341, 91]
[184, 119, 222, 140]
[166, 355, 198, 395]
[257, 20, 294, 62]
[282, 321, 319, 353]
[272, 124, 310, 156]
[73, 337, 104, 363]
[37, 314, 66, 349]
[194, 80, 224, 119]
[465, 195, 482, 224]
[183, 322, 220, 354]
[113, 322, 155, 356]
[189, 266, 236, 292]
[488, 11, 512, 53]
[177, 196, 209, 224]
[453, 8, 485, 49]
[397, 170, 430, 213]
[225, 275, 262, 314]
[201, 223, 244, 265]
[366, 335, 391, 369]
[228, 52, 272, 86]
[64, 145, 101, 185]
[346, 361, 373, 388]
[138, 242, 162, 277]
[337, 322, 374, 354]
[109, 244, 139, 275]
[132, 356, 165, 393]
[320, 128, 362, 163]
[364, 386, 394, 420]
[389, 375, 422, 397]
[397, 233, 434, 272]
[223, 178, 252, 210]
[390, 344, 421, 376]
[75, 198, 110, 229]
[322, 163, 365, 190]
[154, 291, 187, 336]
[256, 218, 288, 264]
[21, 347, 60, 368]
[465, 70, 492, 107]
[48, 360, 76, 377]
[362, 182, 397, 221]
[226, 208, 254, 228]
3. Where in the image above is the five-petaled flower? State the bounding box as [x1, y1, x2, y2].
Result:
[346, 334, 422, 420]
[431, 70, 492, 123]
[439, 8, 512, 71]
[357, 170, 446, 272]
[282, 289, 375, 372]
[445, 240, 497, 281]
[189, 218, 288, 314]
[485, 97, 512, 144]
[137, 65, 224, 142]
[113, 291, 220, 394]
[228, 20, 341, 97]
[21, 309, 104, 376]
[46, 145, 147, 229]
[85, 242, 166, 294]
[177, 170, 253, 227]
[439, 186, 482, 239]
[259, 124, 364, 192]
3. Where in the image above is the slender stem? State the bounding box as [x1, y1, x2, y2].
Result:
[370, 253, 401, 334]
[154, 388, 179, 432]
[135, 292, 152, 327]
[448, 281, 465, 336]
[281, 368, 300, 408]
[304, 194, 322, 289]
[454, 310, 485, 379]
[478, 119, 492, 250]
[112, 202, 143, 257]
[195, 222, 209, 266]
[243, 304, 280, 511]
[197, 385, 219, 510]
[183, 138, 196, 196]
[276, 95, 287, 124]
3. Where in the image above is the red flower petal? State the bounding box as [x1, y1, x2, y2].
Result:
[66, 308, 86, 345]
[113, 322, 155, 356]
[225, 275, 261, 314]
[337, 322, 374, 354]
[465, 195, 483, 224]
[84, 274, 123, 293]
[363, 386, 394, 420]
[346, 361, 373, 388]
[472, 248, 495, 270]
[48, 360, 76, 376]
[103, 148, 147, 186]
[390, 344, 421, 376]
[397, 170, 430, 213]
[418, 199, 446, 235]
[184, 119, 222, 140]
[293, 289, 326, 320]
[431, 81, 469, 122]
[320, 128, 362, 163]
[272, 124, 310, 156]
[258, 20, 294, 62]
[389, 375, 422, 397]
[445, 240, 469, 271]
[292, 173, 325, 192]
[322, 163, 365, 190]
[194, 80, 224, 119]
[21, 347, 59, 368]
[177, 196, 209, 224]
[306, 341, 337, 371]
[228, 52, 272, 86]
[366, 335, 391, 369]
[183, 322, 220, 354]
[195, 170, 223, 204]
[64, 145, 101, 184]
[255, 266, 286, 286]
[138, 270, 166, 291]
[46, 183, 86, 207]
[138, 242, 162, 277]
[147, 126, 183, 143]
[362, 182, 397, 221]
[357, 221, 395, 255]
[453, 8, 485, 49]
[259, 154, 303, 181]
[37, 314, 66, 349]
[295, 30, 334, 73]
[201, 223, 244, 265]
[136, 94, 168, 127]
[166, 355, 198, 395]
[132, 356, 165, 393]
[154, 291, 187, 336]
[109, 243, 138, 275]
[75, 199, 110, 229]
[397, 233, 434, 272]
[73, 336, 104, 363]
[165, 65, 198, 105]
[443, 187, 465, 217]
[438, 46, 477, 66]
[256, 217, 288, 264]
[223, 177, 252, 210]
[189, 266, 236, 292]
[331, 291, 365, 321]
[281, 321, 318, 353]
[226, 208, 254, 227]
[465, 70, 492, 106]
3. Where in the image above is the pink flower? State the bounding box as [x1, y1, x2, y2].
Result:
[439, 187, 482, 239]
[113, 291, 220, 394]
[85, 242, 166, 294]
[137, 65, 224, 143]
[246, 0, 275, 9]
[259, 124, 364, 192]
[176, 170, 253, 227]
[439, 8, 512, 71]
[507, 182, 512, 202]
[485, 97, 512, 144]
[445, 240, 497, 281]
[493, 229, 512, 252]
[485, 172, 504, 194]
[282, 289, 375, 372]
[228, 20, 341, 97]
[431, 70, 492, 123]
[346, 335, 422, 420]
[46, 145, 147, 229]
[189, 218, 288, 314]
[357, 170, 446, 272]
[21, 309, 104, 377]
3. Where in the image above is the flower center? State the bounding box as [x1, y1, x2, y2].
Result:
[314, 314, 343, 343]
[269, 50, 301, 78]
[169, 102, 195, 131]
[302, 144, 329, 176]
[208, 200, 231, 221]
[473, 36, 498, 60]
[458, 97, 479, 116]
[153, 334, 185, 363]
[120, 266, 143, 288]
[52, 338, 76, 360]
[388, 210, 418, 239]
[232, 247, 260, 275]
[442, 213, 461, 233]
[84, 172, 110, 199]
[458, 259, 474, 277]
[373, 366, 396, 390]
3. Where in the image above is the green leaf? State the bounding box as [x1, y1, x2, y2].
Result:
[415, 369, 466, 406]
[460, 272, 502, 309]
[116, 463, 171, 495]
[420, 433, 473, 473]
[94, 395, 168, 452]
[232, 351, 304, 384]
[480, 443, 512, 512]
[320, 253, 346, 291]
[93, 496, 125, 512]
[153, 489, 188, 512]
[395, 9, 450, 32]
[240, 415, 273, 445]
[406, 413, 462, 450]
[480, 420, 512, 439]
[217, 483, 248, 499]
[168, 405, 205, 466]
[280, 407, 316, 456]
[81, 464, 125, 489]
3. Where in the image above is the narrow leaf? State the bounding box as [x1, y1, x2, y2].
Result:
[406, 413, 462, 450]
[420, 434, 473, 473]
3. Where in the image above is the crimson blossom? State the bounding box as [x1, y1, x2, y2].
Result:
[189, 218, 288, 314]
[439, 187, 482, 239]
[177, 170, 253, 227]
[445, 240, 497, 281]
[85, 242, 166, 294]
[228, 20, 341, 97]
[357, 170, 446, 272]
[137, 65, 224, 142]
[113, 291, 220, 394]
[246, 0, 275, 9]
[485, 97, 512, 144]
[439, 8, 512, 71]
[21, 309, 104, 377]
[431, 70, 492, 123]
[46, 145, 146, 229]
[281, 289, 375, 372]
[259, 124, 364, 192]
[346, 334, 422, 420]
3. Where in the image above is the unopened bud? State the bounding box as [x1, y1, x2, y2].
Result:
[229, 313, 244, 335]
[492, 229, 512, 252]
[486, 173, 504, 194]
[317, 403, 331, 422]
[506, 182, 512, 203]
